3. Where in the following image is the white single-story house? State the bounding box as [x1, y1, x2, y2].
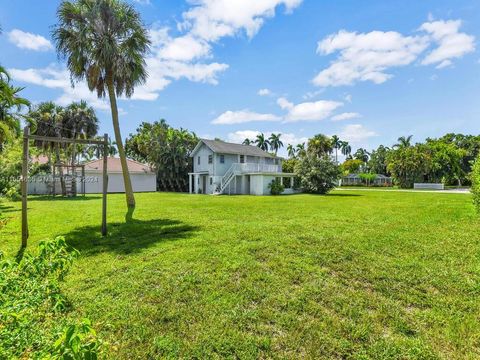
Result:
[83, 157, 156, 193]
[189, 139, 298, 195]
[28, 157, 156, 195]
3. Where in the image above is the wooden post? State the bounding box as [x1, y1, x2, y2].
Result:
[101, 134, 108, 236]
[21, 127, 29, 247]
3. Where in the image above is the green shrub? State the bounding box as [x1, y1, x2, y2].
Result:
[0, 237, 102, 358]
[471, 156, 480, 213]
[268, 178, 285, 195]
[295, 154, 341, 194]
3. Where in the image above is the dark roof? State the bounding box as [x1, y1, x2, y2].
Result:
[195, 139, 278, 158]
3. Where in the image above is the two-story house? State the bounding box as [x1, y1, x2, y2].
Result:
[188, 139, 297, 195]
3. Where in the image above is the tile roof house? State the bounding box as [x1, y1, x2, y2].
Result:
[83, 157, 156, 193]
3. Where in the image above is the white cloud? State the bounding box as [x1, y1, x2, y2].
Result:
[8, 65, 111, 110]
[8, 29, 53, 51]
[331, 112, 362, 121]
[344, 94, 352, 103]
[313, 18, 475, 87]
[257, 88, 272, 96]
[212, 110, 280, 124]
[313, 29, 429, 87]
[277, 97, 294, 110]
[302, 89, 324, 100]
[339, 124, 377, 143]
[420, 20, 475, 67]
[277, 97, 343, 122]
[180, 0, 303, 42]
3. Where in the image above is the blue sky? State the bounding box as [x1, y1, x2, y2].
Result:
[1, 0, 479, 156]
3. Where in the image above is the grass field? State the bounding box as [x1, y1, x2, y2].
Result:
[1, 191, 479, 359]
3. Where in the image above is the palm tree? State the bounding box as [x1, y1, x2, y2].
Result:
[0, 66, 30, 150]
[53, 0, 150, 208]
[269, 133, 283, 155]
[307, 134, 333, 157]
[286, 144, 296, 158]
[394, 135, 413, 149]
[242, 138, 251, 145]
[255, 133, 270, 152]
[29, 102, 68, 195]
[340, 141, 351, 158]
[63, 101, 99, 194]
[331, 135, 341, 163]
[296, 143, 306, 157]
[354, 148, 370, 164]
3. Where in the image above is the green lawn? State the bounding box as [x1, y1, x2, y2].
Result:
[1, 191, 479, 359]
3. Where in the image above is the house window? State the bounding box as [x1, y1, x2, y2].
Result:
[208, 155, 212, 164]
[197, 156, 200, 165]
[240, 155, 245, 163]
[220, 155, 225, 164]
[210, 177, 213, 185]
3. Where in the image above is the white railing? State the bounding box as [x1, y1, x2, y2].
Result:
[231, 163, 281, 174]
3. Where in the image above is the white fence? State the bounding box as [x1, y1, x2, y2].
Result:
[414, 183, 444, 190]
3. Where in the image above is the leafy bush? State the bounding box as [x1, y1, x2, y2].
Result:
[359, 173, 377, 186]
[471, 156, 480, 213]
[295, 154, 341, 194]
[0, 237, 102, 358]
[268, 178, 285, 195]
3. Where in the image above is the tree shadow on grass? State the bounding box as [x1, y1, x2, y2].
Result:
[0, 203, 20, 213]
[28, 195, 102, 202]
[65, 213, 200, 256]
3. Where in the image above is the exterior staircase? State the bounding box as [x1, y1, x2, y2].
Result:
[215, 164, 238, 195]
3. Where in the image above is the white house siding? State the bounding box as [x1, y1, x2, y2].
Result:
[84, 172, 156, 193]
[214, 153, 238, 175]
[193, 144, 214, 174]
[249, 174, 276, 195]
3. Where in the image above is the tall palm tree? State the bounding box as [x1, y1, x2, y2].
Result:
[286, 144, 296, 158]
[394, 135, 413, 149]
[269, 133, 283, 155]
[242, 138, 251, 145]
[53, 0, 150, 208]
[340, 141, 351, 157]
[255, 133, 270, 152]
[331, 135, 341, 163]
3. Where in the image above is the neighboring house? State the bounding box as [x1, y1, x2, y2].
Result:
[188, 139, 297, 195]
[83, 157, 156, 193]
[341, 173, 392, 187]
[28, 157, 156, 195]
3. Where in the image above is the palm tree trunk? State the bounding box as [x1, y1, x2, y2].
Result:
[106, 77, 135, 208]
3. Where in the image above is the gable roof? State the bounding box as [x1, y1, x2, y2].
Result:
[192, 139, 279, 158]
[83, 157, 153, 173]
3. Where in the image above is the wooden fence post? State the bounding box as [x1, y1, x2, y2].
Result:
[21, 127, 29, 247]
[101, 134, 108, 236]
